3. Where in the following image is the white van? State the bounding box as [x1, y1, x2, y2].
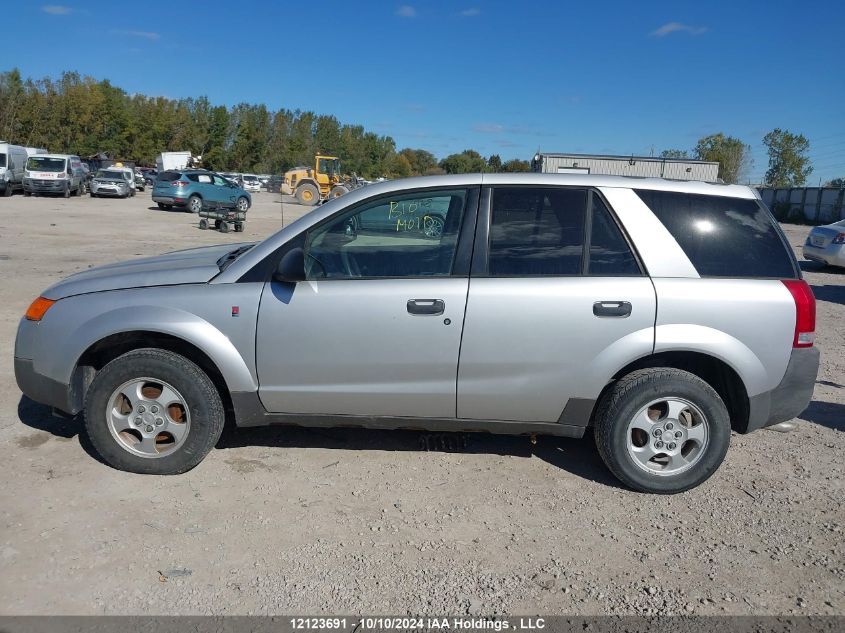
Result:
[0, 143, 29, 197]
[23, 154, 86, 197]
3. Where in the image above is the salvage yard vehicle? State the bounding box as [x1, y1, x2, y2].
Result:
[23, 154, 86, 197]
[14, 174, 819, 493]
[0, 142, 29, 196]
[89, 169, 134, 198]
[803, 219, 845, 268]
[241, 174, 262, 193]
[152, 169, 251, 213]
[282, 154, 360, 205]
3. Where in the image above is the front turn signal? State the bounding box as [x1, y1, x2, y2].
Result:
[25, 297, 56, 321]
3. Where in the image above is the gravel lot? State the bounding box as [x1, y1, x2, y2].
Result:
[0, 191, 842, 616]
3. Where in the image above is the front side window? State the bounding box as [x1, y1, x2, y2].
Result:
[0, 153, 6, 168]
[304, 189, 468, 279]
[488, 187, 586, 276]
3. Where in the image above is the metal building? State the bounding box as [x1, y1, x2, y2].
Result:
[531, 152, 720, 182]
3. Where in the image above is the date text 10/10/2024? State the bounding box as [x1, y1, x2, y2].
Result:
[290, 617, 547, 631]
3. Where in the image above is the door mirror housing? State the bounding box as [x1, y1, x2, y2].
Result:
[274, 247, 306, 282]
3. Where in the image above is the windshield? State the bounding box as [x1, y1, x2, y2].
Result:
[97, 170, 125, 179]
[27, 157, 66, 172]
[318, 158, 340, 176]
[243, 175, 258, 182]
[0, 153, 6, 168]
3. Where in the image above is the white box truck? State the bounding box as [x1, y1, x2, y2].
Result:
[0, 142, 30, 196]
[155, 151, 195, 173]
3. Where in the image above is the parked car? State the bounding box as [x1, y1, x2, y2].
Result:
[89, 169, 134, 198]
[241, 174, 261, 193]
[134, 170, 146, 192]
[0, 143, 29, 196]
[802, 219, 845, 268]
[265, 175, 284, 193]
[139, 168, 158, 186]
[152, 169, 251, 213]
[14, 174, 819, 493]
[23, 154, 86, 197]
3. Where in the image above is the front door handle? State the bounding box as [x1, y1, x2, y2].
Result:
[593, 301, 632, 318]
[407, 299, 445, 316]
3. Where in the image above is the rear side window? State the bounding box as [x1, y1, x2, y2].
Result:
[635, 190, 797, 278]
[159, 171, 182, 181]
[588, 197, 641, 275]
[489, 187, 586, 276]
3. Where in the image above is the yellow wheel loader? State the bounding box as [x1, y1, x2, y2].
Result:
[281, 155, 358, 206]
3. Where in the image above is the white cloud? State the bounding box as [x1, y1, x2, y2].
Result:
[113, 30, 161, 40]
[396, 5, 416, 18]
[42, 5, 72, 15]
[460, 8, 481, 16]
[650, 22, 708, 37]
[473, 123, 504, 134]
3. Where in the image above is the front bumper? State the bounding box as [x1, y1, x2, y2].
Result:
[746, 346, 820, 432]
[15, 357, 73, 414]
[91, 184, 129, 197]
[24, 178, 67, 193]
[803, 243, 845, 267]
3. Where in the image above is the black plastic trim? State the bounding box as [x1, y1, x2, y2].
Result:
[15, 357, 73, 414]
[231, 391, 587, 438]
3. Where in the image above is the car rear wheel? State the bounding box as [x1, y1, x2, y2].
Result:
[188, 195, 203, 213]
[83, 348, 225, 475]
[593, 368, 731, 494]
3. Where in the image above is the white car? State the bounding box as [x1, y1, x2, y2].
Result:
[803, 219, 845, 268]
[241, 174, 261, 193]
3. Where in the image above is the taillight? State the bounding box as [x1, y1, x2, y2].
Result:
[832, 232, 845, 244]
[172, 180, 189, 187]
[781, 280, 816, 348]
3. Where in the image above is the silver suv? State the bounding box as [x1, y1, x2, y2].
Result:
[14, 174, 819, 493]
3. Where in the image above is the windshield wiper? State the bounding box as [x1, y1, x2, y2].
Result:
[217, 244, 254, 271]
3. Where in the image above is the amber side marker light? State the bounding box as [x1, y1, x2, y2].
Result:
[25, 297, 56, 321]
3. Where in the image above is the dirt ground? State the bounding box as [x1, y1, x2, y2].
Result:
[0, 191, 842, 616]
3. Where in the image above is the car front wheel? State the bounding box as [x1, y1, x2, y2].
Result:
[236, 196, 249, 212]
[593, 368, 731, 494]
[84, 348, 225, 474]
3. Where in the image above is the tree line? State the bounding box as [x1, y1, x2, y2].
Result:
[0, 69, 529, 178]
[1, 69, 837, 185]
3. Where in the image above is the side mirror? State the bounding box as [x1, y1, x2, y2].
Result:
[274, 247, 305, 282]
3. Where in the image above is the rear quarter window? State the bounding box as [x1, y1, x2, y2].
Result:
[158, 171, 182, 181]
[635, 190, 797, 279]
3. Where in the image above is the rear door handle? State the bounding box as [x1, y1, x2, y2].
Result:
[407, 299, 445, 316]
[593, 301, 632, 318]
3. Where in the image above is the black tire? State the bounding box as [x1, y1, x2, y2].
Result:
[295, 183, 319, 206]
[198, 218, 209, 230]
[188, 195, 203, 213]
[3, 184, 11, 197]
[63, 184, 70, 198]
[90, 192, 97, 198]
[83, 348, 225, 475]
[329, 185, 349, 199]
[24, 190, 31, 197]
[157, 203, 172, 210]
[220, 221, 230, 233]
[593, 368, 731, 494]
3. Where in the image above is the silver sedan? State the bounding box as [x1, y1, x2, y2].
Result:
[803, 219, 845, 267]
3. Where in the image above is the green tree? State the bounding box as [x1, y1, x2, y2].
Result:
[660, 149, 689, 159]
[487, 154, 502, 172]
[501, 158, 531, 172]
[399, 148, 437, 175]
[824, 177, 845, 188]
[763, 128, 813, 187]
[440, 149, 488, 174]
[694, 133, 752, 184]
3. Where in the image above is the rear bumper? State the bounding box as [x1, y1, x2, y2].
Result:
[152, 195, 186, 206]
[803, 244, 845, 267]
[15, 357, 73, 414]
[746, 346, 820, 432]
